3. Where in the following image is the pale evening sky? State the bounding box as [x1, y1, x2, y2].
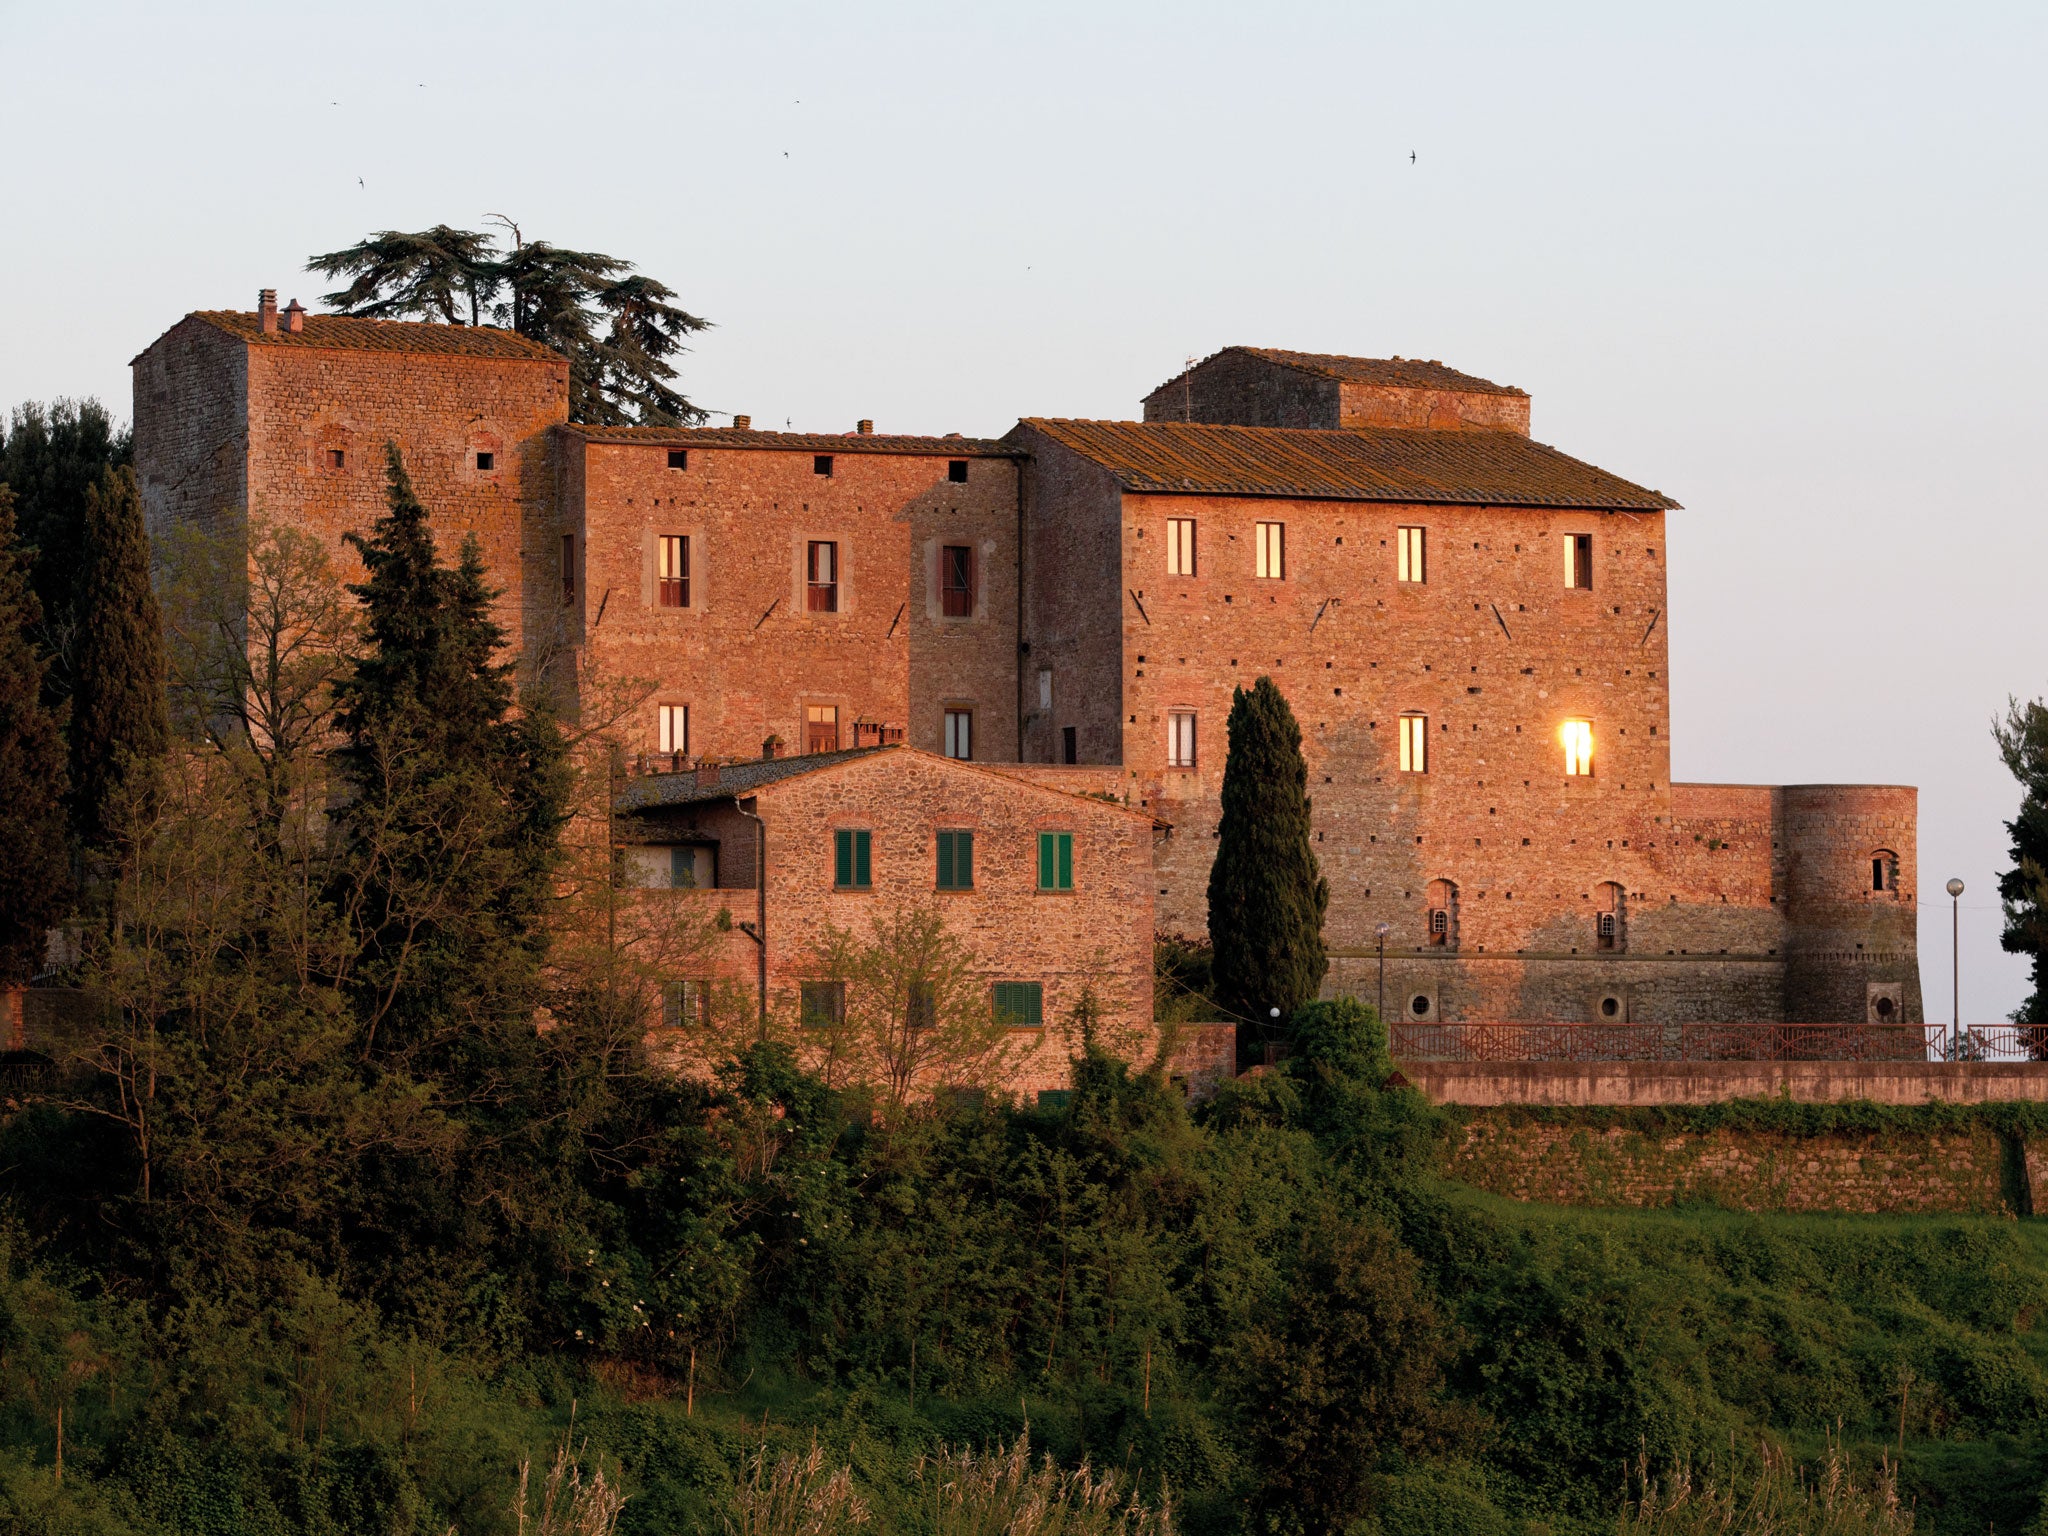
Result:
[2, 0, 2042, 1018]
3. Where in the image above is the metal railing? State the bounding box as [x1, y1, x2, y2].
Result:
[1389, 1023, 2048, 1064]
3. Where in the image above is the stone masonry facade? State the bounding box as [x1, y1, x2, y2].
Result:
[132, 305, 1923, 1034]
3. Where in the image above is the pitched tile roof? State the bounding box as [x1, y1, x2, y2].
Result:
[614, 744, 1164, 823]
[1149, 347, 1525, 400]
[615, 746, 888, 810]
[562, 424, 1014, 457]
[191, 311, 564, 361]
[1016, 418, 1678, 511]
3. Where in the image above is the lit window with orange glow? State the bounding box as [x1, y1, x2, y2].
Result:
[1399, 714, 1428, 773]
[1397, 526, 1426, 583]
[1562, 718, 1593, 776]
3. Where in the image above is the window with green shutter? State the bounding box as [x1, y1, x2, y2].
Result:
[992, 981, 1043, 1027]
[936, 829, 974, 890]
[1037, 831, 1074, 891]
[834, 828, 871, 889]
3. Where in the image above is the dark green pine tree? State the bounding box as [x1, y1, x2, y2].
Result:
[0, 489, 74, 979]
[1996, 698, 2048, 1028]
[333, 445, 567, 1064]
[69, 466, 168, 847]
[1207, 676, 1329, 1046]
[0, 399, 132, 692]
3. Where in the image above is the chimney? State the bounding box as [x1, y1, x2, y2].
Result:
[694, 761, 720, 789]
[282, 298, 305, 334]
[732, 414, 752, 431]
[856, 419, 873, 435]
[762, 735, 781, 760]
[257, 289, 278, 334]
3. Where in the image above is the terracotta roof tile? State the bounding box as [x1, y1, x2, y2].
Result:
[1017, 418, 1679, 511]
[563, 424, 1014, 457]
[192, 311, 564, 361]
[1148, 347, 1525, 400]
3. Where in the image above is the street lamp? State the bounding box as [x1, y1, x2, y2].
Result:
[1375, 922, 1392, 1024]
[1947, 878, 1965, 1062]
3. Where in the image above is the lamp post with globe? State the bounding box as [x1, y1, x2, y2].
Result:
[1375, 922, 1392, 1026]
[1947, 878, 1965, 1061]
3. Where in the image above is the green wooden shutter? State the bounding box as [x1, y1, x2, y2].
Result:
[958, 831, 973, 888]
[1037, 832, 1055, 889]
[1057, 833, 1073, 890]
[855, 830, 871, 887]
[936, 831, 954, 889]
[835, 829, 853, 887]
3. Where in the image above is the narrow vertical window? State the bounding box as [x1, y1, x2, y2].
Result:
[669, 845, 713, 889]
[1255, 521, 1285, 579]
[1037, 831, 1074, 891]
[944, 709, 973, 760]
[658, 534, 690, 608]
[993, 981, 1044, 1027]
[834, 828, 872, 889]
[475, 451, 494, 471]
[1167, 518, 1197, 576]
[807, 541, 839, 612]
[940, 544, 974, 617]
[1167, 711, 1197, 768]
[1397, 526, 1426, 584]
[1038, 669, 1053, 710]
[936, 829, 974, 890]
[1062, 726, 1078, 765]
[1565, 533, 1593, 590]
[805, 705, 839, 754]
[658, 703, 688, 757]
[907, 981, 936, 1031]
[662, 980, 708, 1028]
[1563, 718, 1594, 775]
[1398, 714, 1428, 773]
[561, 533, 575, 604]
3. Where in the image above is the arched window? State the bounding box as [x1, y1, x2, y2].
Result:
[1871, 850, 1899, 894]
[1426, 879, 1458, 949]
[1596, 881, 1626, 952]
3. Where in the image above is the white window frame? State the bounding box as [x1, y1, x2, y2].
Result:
[658, 703, 689, 756]
[1167, 710, 1198, 768]
[1563, 718, 1594, 776]
[944, 708, 973, 761]
[1564, 533, 1593, 590]
[1167, 517, 1197, 576]
[1398, 714, 1428, 773]
[1397, 526, 1426, 584]
[1255, 521, 1285, 580]
[658, 533, 690, 608]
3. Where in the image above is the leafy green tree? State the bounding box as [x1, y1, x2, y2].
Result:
[0, 398, 131, 689]
[1997, 697, 2048, 1027]
[330, 445, 568, 1065]
[69, 466, 167, 848]
[1206, 676, 1328, 1045]
[309, 222, 710, 426]
[1230, 1201, 1463, 1536]
[0, 491, 72, 979]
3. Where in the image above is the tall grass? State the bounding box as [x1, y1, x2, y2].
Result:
[1620, 1438, 1912, 1535]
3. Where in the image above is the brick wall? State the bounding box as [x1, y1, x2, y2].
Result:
[133, 319, 249, 541]
[566, 436, 1019, 764]
[1447, 1115, 2013, 1214]
[624, 749, 1158, 1100]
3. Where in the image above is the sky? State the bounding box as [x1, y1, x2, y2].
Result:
[3, 0, 2044, 1018]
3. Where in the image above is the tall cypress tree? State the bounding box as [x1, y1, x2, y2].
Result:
[0, 490, 73, 979]
[69, 466, 168, 847]
[1207, 676, 1329, 1044]
[1996, 697, 2048, 1028]
[333, 445, 565, 1063]
[0, 399, 131, 692]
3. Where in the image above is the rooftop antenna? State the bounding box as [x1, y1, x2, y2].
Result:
[1183, 355, 1195, 423]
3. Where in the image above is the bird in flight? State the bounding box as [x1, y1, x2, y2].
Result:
[1410, 150, 1417, 163]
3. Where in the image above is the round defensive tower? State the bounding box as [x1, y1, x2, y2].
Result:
[1779, 785, 1923, 1025]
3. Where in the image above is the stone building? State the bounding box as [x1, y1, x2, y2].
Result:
[131, 304, 1922, 1030]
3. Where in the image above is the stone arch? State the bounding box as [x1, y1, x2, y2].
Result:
[1595, 880, 1626, 952]
[1870, 849, 1900, 895]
